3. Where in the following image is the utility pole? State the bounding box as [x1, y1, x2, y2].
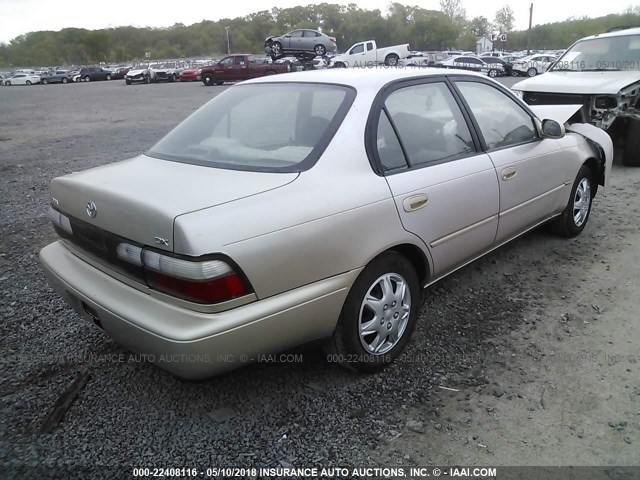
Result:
[225, 26, 230, 54]
[527, 4, 533, 55]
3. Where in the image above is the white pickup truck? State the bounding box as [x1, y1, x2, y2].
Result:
[329, 40, 411, 68]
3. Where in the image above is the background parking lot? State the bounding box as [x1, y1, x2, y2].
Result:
[1, 79, 639, 471]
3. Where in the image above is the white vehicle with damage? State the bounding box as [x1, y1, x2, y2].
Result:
[512, 27, 640, 165]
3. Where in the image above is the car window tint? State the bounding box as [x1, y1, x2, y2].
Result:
[303, 30, 317, 37]
[351, 44, 364, 54]
[376, 110, 408, 172]
[366, 42, 374, 51]
[383, 82, 475, 166]
[220, 58, 233, 66]
[290, 30, 303, 38]
[456, 81, 538, 149]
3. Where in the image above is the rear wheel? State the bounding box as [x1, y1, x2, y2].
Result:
[324, 251, 420, 373]
[527, 67, 537, 77]
[548, 165, 593, 237]
[385, 54, 400, 67]
[41, 78, 48, 85]
[314, 44, 326, 56]
[263, 70, 276, 76]
[488, 69, 498, 77]
[170, 74, 176, 82]
[202, 73, 215, 86]
[5, 81, 10, 86]
[84, 75, 91, 82]
[26, 80, 32, 85]
[61, 77, 68, 84]
[622, 117, 640, 166]
[106, 74, 112, 80]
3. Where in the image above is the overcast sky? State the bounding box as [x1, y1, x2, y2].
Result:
[0, 0, 636, 44]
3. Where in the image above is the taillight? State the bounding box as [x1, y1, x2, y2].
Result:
[329, 37, 336, 43]
[116, 243, 249, 304]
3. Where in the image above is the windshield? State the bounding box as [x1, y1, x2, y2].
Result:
[551, 33, 640, 71]
[147, 83, 355, 172]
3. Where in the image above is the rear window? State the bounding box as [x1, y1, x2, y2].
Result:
[147, 83, 355, 172]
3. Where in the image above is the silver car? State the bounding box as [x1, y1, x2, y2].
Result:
[265, 29, 337, 56]
[40, 69, 612, 379]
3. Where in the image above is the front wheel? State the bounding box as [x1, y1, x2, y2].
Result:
[62, 77, 68, 84]
[527, 67, 537, 77]
[84, 75, 91, 82]
[125, 79, 131, 85]
[26, 80, 32, 85]
[272, 42, 282, 55]
[488, 69, 498, 77]
[324, 251, 420, 373]
[622, 116, 640, 166]
[106, 74, 112, 80]
[548, 165, 593, 237]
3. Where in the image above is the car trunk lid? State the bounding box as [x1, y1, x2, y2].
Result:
[51, 154, 298, 252]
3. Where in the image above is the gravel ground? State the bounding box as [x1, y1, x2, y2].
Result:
[1, 78, 639, 476]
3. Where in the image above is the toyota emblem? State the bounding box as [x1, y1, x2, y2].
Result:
[86, 202, 97, 218]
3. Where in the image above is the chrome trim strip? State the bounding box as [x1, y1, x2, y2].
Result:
[425, 212, 560, 288]
[500, 183, 567, 218]
[430, 214, 499, 248]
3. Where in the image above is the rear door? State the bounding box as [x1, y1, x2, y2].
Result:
[452, 79, 573, 244]
[370, 78, 500, 277]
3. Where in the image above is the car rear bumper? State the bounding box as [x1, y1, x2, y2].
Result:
[39, 241, 356, 379]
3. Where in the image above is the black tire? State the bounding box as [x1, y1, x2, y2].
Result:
[84, 75, 91, 82]
[62, 77, 68, 84]
[324, 251, 420, 373]
[272, 42, 282, 55]
[622, 117, 640, 166]
[144, 75, 150, 84]
[41, 79, 48, 85]
[334, 62, 347, 68]
[263, 70, 276, 76]
[488, 69, 498, 78]
[125, 79, 131, 85]
[527, 67, 537, 77]
[215, 81, 224, 85]
[384, 54, 400, 67]
[314, 44, 326, 56]
[106, 74, 112, 80]
[5, 81, 10, 86]
[26, 80, 32, 86]
[202, 73, 215, 86]
[170, 74, 176, 82]
[548, 165, 593, 237]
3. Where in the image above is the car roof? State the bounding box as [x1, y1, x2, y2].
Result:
[244, 68, 488, 89]
[581, 27, 640, 41]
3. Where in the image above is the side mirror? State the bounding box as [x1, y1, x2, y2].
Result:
[541, 119, 565, 139]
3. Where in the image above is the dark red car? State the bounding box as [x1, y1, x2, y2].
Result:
[200, 55, 289, 86]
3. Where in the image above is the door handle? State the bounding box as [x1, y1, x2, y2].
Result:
[403, 194, 429, 212]
[501, 167, 517, 181]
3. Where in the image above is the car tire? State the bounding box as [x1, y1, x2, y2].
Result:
[384, 54, 400, 67]
[26, 80, 32, 85]
[62, 77, 68, 84]
[548, 165, 593, 237]
[84, 75, 90, 82]
[41, 79, 48, 85]
[202, 73, 215, 86]
[145, 75, 150, 84]
[324, 251, 420, 373]
[5, 81, 10, 86]
[488, 69, 498, 77]
[622, 117, 640, 166]
[125, 79, 131, 85]
[106, 74, 112, 80]
[314, 44, 326, 56]
[170, 74, 176, 82]
[527, 67, 537, 77]
[272, 42, 282, 55]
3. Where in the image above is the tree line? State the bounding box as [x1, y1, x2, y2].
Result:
[1, 2, 639, 67]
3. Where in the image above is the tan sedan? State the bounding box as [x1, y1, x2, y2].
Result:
[40, 69, 612, 379]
